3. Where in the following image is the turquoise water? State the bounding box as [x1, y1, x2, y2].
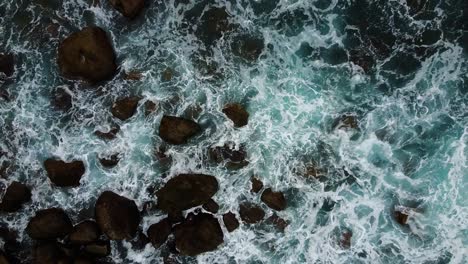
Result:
[1, 0, 467, 263]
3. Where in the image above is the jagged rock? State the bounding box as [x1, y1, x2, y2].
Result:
[52, 87, 73, 111]
[130, 230, 150, 250]
[109, 0, 145, 18]
[83, 240, 111, 257]
[26, 208, 73, 239]
[58, 27, 116, 83]
[98, 154, 120, 168]
[0, 181, 31, 212]
[250, 177, 263, 193]
[196, 7, 232, 46]
[69, 220, 101, 245]
[147, 218, 171, 249]
[124, 70, 143, 81]
[111, 97, 140, 121]
[159, 116, 201, 145]
[394, 210, 409, 225]
[332, 114, 359, 130]
[202, 199, 219, 214]
[0, 53, 14, 78]
[261, 188, 286, 211]
[174, 213, 224, 256]
[156, 174, 218, 213]
[209, 142, 249, 169]
[222, 212, 239, 232]
[144, 100, 158, 116]
[44, 159, 85, 187]
[231, 35, 265, 61]
[265, 214, 288, 232]
[239, 203, 265, 224]
[95, 191, 140, 240]
[94, 126, 120, 140]
[222, 103, 249, 127]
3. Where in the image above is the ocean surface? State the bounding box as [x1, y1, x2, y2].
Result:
[1, 0, 467, 263]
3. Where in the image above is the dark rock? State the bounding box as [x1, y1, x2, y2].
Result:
[83, 240, 111, 257]
[231, 35, 264, 61]
[394, 210, 409, 225]
[222, 103, 249, 127]
[124, 70, 143, 81]
[159, 116, 201, 145]
[0, 181, 31, 212]
[196, 7, 232, 46]
[109, 0, 145, 18]
[349, 49, 374, 73]
[147, 218, 171, 249]
[202, 199, 219, 214]
[222, 212, 239, 232]
[250, 177, 263, 193]
[156, 174, 218, 213]
[161, 68, 173, 82]
[44, 159, 85, 187]
[261, 188, 287, 211]
[265, 214, 288, 232]
[130, 230, 150, 250]
[73, 257, 94, 264]
[239, 203, 265, 224]
[0, 53, 14, 77]
[33, 242, 68, 264]
[144, 100, 158, 116]
[174, 213, 224, 256]
[0, 250, 11, 264]
[209, 142, 248, 169]
[26, 208, 73, 239]
[111, 97, 140, 121]
[94, 191, 140, 240]
[167, 211, 184, 224]
[339, 231, 352, 249]
[94, 126, 120, 140]
[69, 220, 101, 245]
[98, 154, 120, 168]
[52, 87, 72, 111]
[332, 114, 359, 130]
[58, 27, 117, 83]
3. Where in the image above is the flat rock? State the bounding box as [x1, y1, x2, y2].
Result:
[174, 213, 224, 256]
[26, 208, 73, 239]
[69, 220, 101, 245]
[222, 103, 249, 127]
[111, 97, 140, 121]
[58, 27, 116, 83]
[109, 0, 145, 18]
[239, 203, 265, 224]
[156, 174, 218, 213]
[0, 181, 31, 212]
[159, 116, 201, 145]
[44, 158, 85, 187]
[0, 53, 14, 77]
[261, 188, 287, 211]
[95, 191, 140, 240]
[147, 218, 171, 249]
[222, 212, 239, 232]
[209, 142, 249, 169]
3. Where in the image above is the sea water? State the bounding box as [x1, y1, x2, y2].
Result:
[0, 0, 467, 263]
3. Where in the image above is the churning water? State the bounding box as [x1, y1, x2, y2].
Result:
[1, 0, 467, 263]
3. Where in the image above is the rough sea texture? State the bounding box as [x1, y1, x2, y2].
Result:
[1, 0, 467, 263]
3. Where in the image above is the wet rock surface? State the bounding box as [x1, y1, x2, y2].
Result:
[83, 240, 111, 257]
[202, 199, 219, 214]
[261, 188, 287, 211]
[251, 177, 263, 193]
[26, 208, 73, 240]
[94, 126, 120, 140]
[239, 203, 265, 224]
[0, 181, 31, 212]
[44, 158, 85, 187]
[111, 97, 140, 121]
[68, 220, 101, 245]
[98, 154, 120, 168]
[52, 87, 73, 111]
[0, 53, 14, 78]
[209, 142, 249, 169]
[58, 27, 117, 83]
[147, 218, 171, 249]
[231, 35, 265, 61]
[265, 214, 289, 232]
[159, 115, 201, 145]
[196, 7, 232, 46]
[222, 212, 239, 232]
[222, 103, 249, 127]
[94, 191, 141, 240]
[109, 0, 145, 18]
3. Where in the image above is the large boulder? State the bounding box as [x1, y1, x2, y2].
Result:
[147, 218, 171, 249]
[68, 220, 101, 245]
[156, 174, 218, 213]
[94, 191, 140, 240]
[239, 203, 265, 224]
[222, 103, 249, 127]
[159, 116, 201, 145]
[26, 208, 73, 239]
[174, 213, 224, 256]
[0, 181, 31, 212]
[260, 188, 287, 211]
[109, 0, 145, 18]
[0, 53, 14, 78]
[111, 97, 140, 121]
[44, 159, 85, 187]
[57, 27, 117, 83]
[209, 142, 248, 169]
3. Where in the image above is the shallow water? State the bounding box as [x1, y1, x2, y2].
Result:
[1, 0, 467, 263]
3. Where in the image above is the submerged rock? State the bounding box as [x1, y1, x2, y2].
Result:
[0, 181, 31, 212]
[394, 210, 409, 225]
[98, 154, 120, 168]
[239, 203, 265, 224]
[52, 87, 72, 111]
[250, 177, 263, 193]
[265, 214, 289, 232]
[222, 212, 239, 232]
[196, 7, 232, 46]
[156, 174, 218, 213]
[95, 191, 141, 240]
[44, 158, 85, 187]
[202, 199, 219, 214]
[111, 97, 140, 121]
[68, 220, 101, 245]
[261, 188, 287, 211]
[109, 0, 145, 18]
[26, 208, 73, 240]
[159, 116, 201, 145]
[231, 35, 265, 61]
[58, 27, 117, 83]
[83, 240, 111, 257]
[0, 53, 14, 78]
[124, 70, 143, 81]
[339, 230, 352, 249]
[147, 218, 171, 249]
[174, 213, 224, 256]
[209, 142, 249, 169]
[222, 103, 249, 127]
[94, 126, 120, 140]
[332, 114, 359, 130]
[144, 100, 158, 116]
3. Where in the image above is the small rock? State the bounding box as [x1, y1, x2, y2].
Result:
[265, 214, 289, 232]
[144, 100, 158, 116]
[0, 181, 31, 212]
[174, 213, 224, 256]
[196, 7, 232, 46]
[124, 70, 143, 81]
[231, 35, 265, 61]
[109, 0, 145, 18]
[26, 208, 73, 239]
[159, 116, 201, 145]
[58, 27, 116, 83]
[68, 220, 101, 245]
[161, 68, 173, 81]
[130, 230, 150, 250]
[147, 218, 171, 249]
[209, 142, 249, 169]
[94, 126, 120, 140]
[0, 53, 14, 77]
[394, 210, 409, 225]
[111, 96, 140, 121]
[52, 87, 73, 111]
[44, 158, 85, 187]
[156, 174, 218, 213]
[83, 240, 111, 257]
[222, 103, 249, 127]
[222, 212, 239, 232]
[340, 231, 352, 249]
[239, 203, 265, 224]
[95, 191, 141, 240]
[98, 154, 120, 168]
[261, 188, 287, 211]
[332, 114, 359, 130]
[250, 177, 263, 193]
[202, 199, 219, 214]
